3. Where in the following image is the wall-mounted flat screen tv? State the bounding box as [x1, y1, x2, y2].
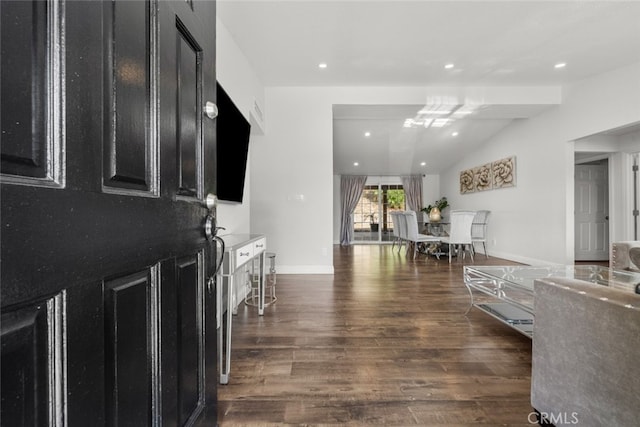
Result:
[216, 82, 251, 203]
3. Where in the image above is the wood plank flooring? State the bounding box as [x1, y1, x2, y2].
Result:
[218, 245, 534, 426]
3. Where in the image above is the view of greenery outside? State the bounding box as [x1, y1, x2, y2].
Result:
[353, 185, 405, 242]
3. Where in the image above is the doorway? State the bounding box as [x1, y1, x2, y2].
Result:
[352, 180, 405, 244]
[575, 159, 609, 261]
[572, 122, 640, 263]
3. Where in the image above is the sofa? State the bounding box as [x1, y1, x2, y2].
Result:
[611, 241, 640, 271]
[531, 277, 640, 426]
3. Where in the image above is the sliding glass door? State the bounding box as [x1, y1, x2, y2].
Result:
[352, 178, 405, 243]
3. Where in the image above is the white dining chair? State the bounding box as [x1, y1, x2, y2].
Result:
[471, 210, 491, 258]
[394, 211, 407, 252]
[389, 211, 401, 250]
[403, 211, 440, 259]
[440, 210, 477, 263]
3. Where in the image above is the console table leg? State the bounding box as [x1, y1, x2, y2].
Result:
[220, 273, 233, 384]
[258, 251, 265, 316]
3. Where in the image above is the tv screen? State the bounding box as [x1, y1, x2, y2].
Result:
[216, 82, 251, 203]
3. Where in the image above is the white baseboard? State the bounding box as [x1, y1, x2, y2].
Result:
[277, 265, 334, 274]
[486, 250, 560, 266]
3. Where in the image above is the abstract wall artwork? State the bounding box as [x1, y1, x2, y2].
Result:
[460, 156, 516, 194]
[474, 163, 493, 192]
[492, 156, 516, 189]
[459, 169, 474, 194]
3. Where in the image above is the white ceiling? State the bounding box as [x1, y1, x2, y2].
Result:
[218, 1, 640, 174]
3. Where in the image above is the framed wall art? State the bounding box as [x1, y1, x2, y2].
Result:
[460, 156, 516, 194]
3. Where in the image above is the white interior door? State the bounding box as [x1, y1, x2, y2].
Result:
[575, 162, 609, 261]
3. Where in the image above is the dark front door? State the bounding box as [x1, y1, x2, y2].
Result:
[1, 0, 218, 425]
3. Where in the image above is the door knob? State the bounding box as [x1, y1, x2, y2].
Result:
[205, 193, 217, 210]
[204, 101, 218, 119]
[204, 214, 216, 241]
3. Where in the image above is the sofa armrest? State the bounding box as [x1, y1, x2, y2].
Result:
[532, 278, 640, 426]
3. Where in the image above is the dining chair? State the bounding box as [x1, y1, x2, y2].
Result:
[471, 210, 491, 258]
[395, 211, 408, 252]
[440, 210, 477, 263]
[403, 211, 440, 259]
[389, 211, 401, 250]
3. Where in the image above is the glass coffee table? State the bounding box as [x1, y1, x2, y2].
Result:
[463, 265, 640, 337]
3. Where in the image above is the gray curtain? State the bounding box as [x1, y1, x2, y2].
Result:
[401, 175, 424, 214]
[340, 175, 367, 246]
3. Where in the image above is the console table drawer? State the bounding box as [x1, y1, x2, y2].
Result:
[253, 237, 266, 255]
[234, 244, 254, 269]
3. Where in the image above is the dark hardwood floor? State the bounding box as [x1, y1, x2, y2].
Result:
[218, 245, 534, 426]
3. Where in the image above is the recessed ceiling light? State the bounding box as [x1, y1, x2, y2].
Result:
[420, 162, 426, 166]
[364, 131, 371, 137]
[452, 131, 459, 137]
[554, 62, 566, 69]
[353, 162, 359, 166]
[444, 63, 455, 69]
[318, 63, 328, 69]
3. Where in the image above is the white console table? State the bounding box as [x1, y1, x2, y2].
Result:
[217, 233, 266, 384]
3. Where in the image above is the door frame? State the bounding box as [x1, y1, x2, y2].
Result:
[571, 150, 637, 263]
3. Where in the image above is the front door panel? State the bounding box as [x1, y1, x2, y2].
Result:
[104, 269, 158, 426]
[176, 24, 202, 197]
[0, 0, 64, 187]
[175, 255, 204, 424]
[0, 294, 65, 425]
[103, 0, 156, 193]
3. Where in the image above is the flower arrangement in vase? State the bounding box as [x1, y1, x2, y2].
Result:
[421, 197, 449, 222]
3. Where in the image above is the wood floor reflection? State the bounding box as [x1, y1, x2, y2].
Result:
[218, 245, 533, 426]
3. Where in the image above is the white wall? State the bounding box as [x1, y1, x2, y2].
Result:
[215, 19, 265, 235]
[251, 88, 335, 273]
[252, 86, 559, 273]
[252, 63, 640, 272]
[619, 130, 640, 153]
[422, 174, 442, 217]
[439, 61, 640, 265]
